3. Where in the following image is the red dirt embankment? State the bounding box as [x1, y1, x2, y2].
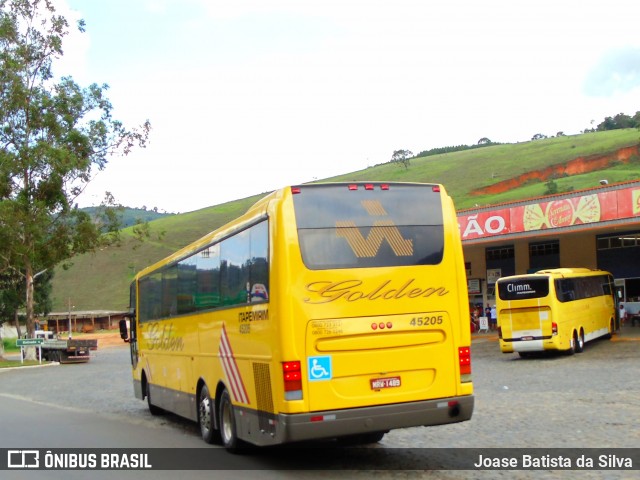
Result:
[472, 145, 639, 196]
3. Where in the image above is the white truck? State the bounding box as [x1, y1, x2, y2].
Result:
[34, 330, 98, 364]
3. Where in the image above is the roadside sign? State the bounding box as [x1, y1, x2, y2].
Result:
[16, 338, 44, 346]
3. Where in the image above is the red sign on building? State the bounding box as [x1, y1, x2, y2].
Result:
[458, 185, 640, 241]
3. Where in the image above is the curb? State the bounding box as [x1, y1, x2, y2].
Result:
[0, 361, 59, 372]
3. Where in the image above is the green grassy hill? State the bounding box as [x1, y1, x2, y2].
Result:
[50, 129, 640, 312]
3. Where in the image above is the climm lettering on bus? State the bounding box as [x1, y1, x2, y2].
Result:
[507, 283, 534, 293]
[304, 279, 449, 304]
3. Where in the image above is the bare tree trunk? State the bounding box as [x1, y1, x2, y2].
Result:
[14, 310, 22, 338]
[24, 261, 37, 359]
[25, 262, 35, 338]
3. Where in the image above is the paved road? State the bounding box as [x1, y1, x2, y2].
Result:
[1, 326, 639, 479]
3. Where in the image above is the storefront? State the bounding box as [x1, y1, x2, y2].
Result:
[458, 179, 640, 315]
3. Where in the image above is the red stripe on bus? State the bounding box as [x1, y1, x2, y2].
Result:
[219, 324, 249, 404]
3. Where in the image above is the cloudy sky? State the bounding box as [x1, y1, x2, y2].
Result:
[55, 0, 640, 213]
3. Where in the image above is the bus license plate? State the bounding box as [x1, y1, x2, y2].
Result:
[521, 336, 534, 341]
[370, 376, 401, 390]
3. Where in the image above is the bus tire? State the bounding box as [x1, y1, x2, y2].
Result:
[145, 375, 163, 416]
[198, 384, 219, 444]
[219, 389, 246, 453]
[605, 319, 615, 339]
[576, 329, 585, 353]
[567, 332, 577, 355]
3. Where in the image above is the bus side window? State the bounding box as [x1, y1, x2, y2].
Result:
[557, 279, 575, 302]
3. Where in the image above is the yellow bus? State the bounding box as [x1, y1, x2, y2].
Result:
[124, 182, 474, 450]
[496, 268, 616, 357]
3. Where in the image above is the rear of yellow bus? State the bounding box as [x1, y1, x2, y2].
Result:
[268, 182, 473, 444]
[496, 274, 564, 354]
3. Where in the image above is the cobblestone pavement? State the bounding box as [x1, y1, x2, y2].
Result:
[1, 326, 639, 479]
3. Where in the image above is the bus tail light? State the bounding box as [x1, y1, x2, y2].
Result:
[551, 322, 558, 336]
[283, 361, 303, 400]
[458, 346, 471, 381]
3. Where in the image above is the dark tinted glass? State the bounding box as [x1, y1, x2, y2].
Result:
[292, 184, 444, 269]
[498, 277, 550, 300]
[138, 220, 268, 322]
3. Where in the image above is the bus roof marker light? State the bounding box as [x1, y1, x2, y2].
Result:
[432, 186, 441, 193]
[348, 184, 358, 191]
[291, 187, 301, 194]
[380, 184, 389, 190]
[365, 184, 374, 190]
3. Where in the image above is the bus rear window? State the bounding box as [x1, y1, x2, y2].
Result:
[292, 183, 444, 270]
[498, 278, 550, 300]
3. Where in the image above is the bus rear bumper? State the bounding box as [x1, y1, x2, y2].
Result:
[268, 395, 474, 445]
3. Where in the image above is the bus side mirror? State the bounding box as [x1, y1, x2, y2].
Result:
[119, 319, 130, 343]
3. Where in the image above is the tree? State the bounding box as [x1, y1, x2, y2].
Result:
[531, 133, 547, 141]
[0, 268, 52, 332]
[544, 179, 558, 195]
[0, 0, 150, 340]
[390, 149, 413, 170]
[477, 137, 491, 145]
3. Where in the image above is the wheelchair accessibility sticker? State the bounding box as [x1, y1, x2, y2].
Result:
[308, 356, 332, 381]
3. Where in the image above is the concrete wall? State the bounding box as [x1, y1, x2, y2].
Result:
[0, 325, 19, 339]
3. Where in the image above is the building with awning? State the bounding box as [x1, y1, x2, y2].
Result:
[459, 179, 640, 315]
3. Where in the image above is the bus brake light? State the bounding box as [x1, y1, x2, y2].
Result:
[283, 361, 303, 400]
[458, 346, 471, 375]
[551, 322, 558, 335]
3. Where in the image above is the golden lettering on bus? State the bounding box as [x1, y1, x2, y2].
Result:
[303, 279, 449, 304]
[147, 322, 185, 351]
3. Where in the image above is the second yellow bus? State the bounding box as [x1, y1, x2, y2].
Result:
[496, 268, 616, 357]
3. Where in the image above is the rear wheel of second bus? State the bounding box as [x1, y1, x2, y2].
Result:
[576, 329, 585, 353]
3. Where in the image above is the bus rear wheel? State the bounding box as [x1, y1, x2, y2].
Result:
[219, 389, 244, 452]
[605, 319, 615, 339]
[198, 384, 219, 444]
[576, 329, 585, 353]
[568, 331, 577, 355]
